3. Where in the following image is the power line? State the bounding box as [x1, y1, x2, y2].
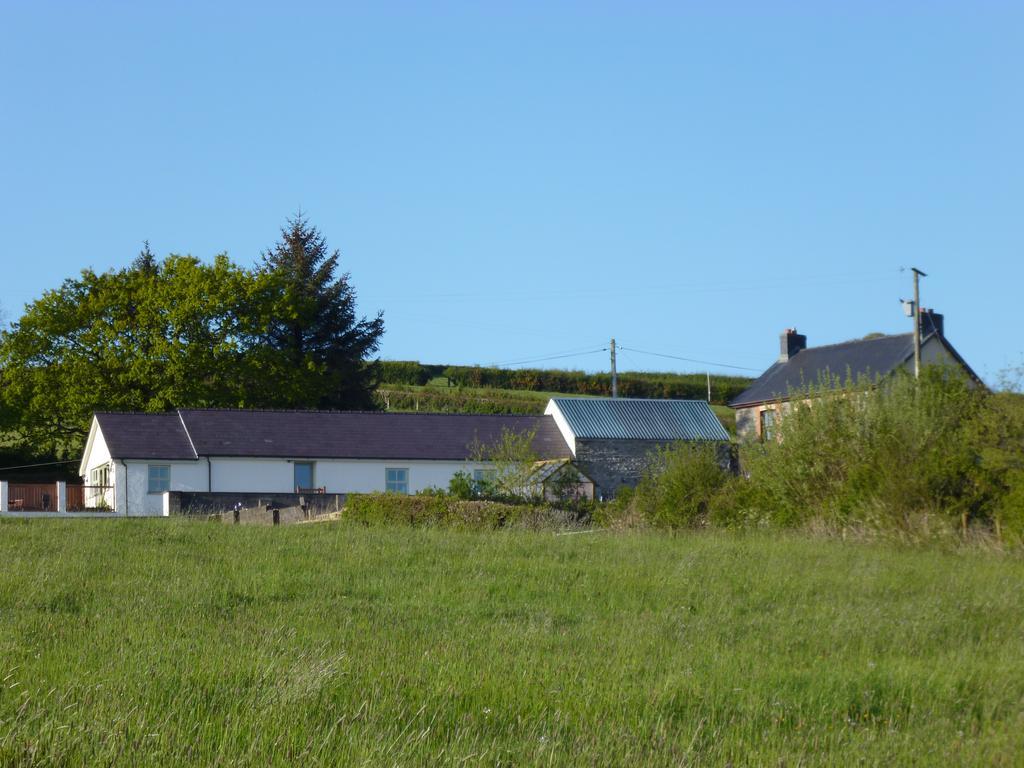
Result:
[618, 345, 761, 372]
[489, 348, 607, 368]
[0, 459, 79, 471]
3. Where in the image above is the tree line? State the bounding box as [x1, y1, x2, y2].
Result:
[0, 216, 384, 461]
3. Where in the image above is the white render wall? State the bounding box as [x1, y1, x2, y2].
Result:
[84, 425, 112, 474]
[544, 401, 577, 456]
[124, 460, 208, 516]
[209, 457, 490, 495]
[117, 456, 491, 515]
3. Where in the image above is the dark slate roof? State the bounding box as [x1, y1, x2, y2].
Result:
[95, 412, 197, 460]
[550, 397, 730, 441]
[730, 333, 917, 407]
[96, 409, 571, 462]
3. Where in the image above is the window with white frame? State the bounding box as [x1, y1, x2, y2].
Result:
[472, 469, 496, 483]
[385, 468, 409, 494]
[760, 409, 776, 442]
[148, 464, 170, 493]
[90, 465, 110, 487]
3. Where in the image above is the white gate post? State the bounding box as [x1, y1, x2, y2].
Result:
[0, 481, 7, 513]
[57, 481, 67, 513]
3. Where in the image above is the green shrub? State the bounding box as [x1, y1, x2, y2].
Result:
[626, 443, 731, 528]
[725, 368, 1008, 533]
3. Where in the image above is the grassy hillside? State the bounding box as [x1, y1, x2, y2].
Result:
[374, 380, 738, 433]
[1, 519, 1021, 765]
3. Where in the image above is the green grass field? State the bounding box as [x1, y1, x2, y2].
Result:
[1, 520, 1021, 766]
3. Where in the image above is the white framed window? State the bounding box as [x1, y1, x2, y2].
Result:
[89, 465, 110, 487]
[472, 468, 496, 485]
[148, 464, 170, 494]
[294, 461, 315, 491]
[385, 468, 409, 494]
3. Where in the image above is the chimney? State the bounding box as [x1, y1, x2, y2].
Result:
[920, 308, 944, 338]
[779, 328, 807, 362]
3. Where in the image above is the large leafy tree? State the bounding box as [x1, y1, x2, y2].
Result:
[254, 214, 384, 409]
[0, 251, 253, 456]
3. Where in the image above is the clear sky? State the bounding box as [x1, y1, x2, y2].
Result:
[1, 3, 1021, 383]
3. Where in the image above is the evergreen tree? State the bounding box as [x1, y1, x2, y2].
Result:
[256, 214, 384, 409]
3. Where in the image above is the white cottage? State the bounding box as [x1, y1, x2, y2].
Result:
[74, 398, 730, 515]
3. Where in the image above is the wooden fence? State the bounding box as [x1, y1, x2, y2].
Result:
[67, 485, 114, 512]
[5, 483, 114, 512]
[7, 483, 57, 512]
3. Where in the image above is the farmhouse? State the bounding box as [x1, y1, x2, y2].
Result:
[58, 397, 730, 516]
[730, 310, 980, 441]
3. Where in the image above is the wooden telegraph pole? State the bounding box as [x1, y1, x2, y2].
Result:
[610, 338, 618, 398]
[911, 267, 926, 379]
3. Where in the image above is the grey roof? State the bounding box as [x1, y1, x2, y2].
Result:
[551, 397, 730, 441]
[95, 412, 197, 460]
[95, 409, 571, 462]
[730, 333, 917, 407]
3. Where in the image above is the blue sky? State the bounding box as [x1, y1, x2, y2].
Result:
[2, 3, 1021, 383]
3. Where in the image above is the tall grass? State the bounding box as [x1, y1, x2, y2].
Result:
[1, 519, 1022, 766]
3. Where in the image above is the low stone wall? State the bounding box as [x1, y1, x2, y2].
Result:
[168, 491, 345, 517]
[217, 504, 320, 526]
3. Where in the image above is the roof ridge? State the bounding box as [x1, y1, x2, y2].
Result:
[551, 396, 710, 403]
[100, 408, 551, 419]
[798, 332, 912, 353]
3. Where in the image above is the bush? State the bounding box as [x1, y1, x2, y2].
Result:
[611, 367, 1024, 544]
[625, 443, 732, 528]
[722, 368, 1019, 535]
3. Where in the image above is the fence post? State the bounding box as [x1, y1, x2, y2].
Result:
[162, 491, 170, 517]
[0, 481, 7, 513]
[57, 482, 67, 513]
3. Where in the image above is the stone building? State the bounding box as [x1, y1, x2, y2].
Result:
[730, 310, 980, 442]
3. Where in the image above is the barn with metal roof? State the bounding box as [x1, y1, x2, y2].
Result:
[545, 397, 730, 498]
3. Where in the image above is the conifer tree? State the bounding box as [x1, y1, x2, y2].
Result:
[256, 214, 384, 409]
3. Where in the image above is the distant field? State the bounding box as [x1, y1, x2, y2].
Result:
[375, 382, 738, 433]
[1, 520, 1021, 765]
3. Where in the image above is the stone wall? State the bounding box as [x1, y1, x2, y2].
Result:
[168, 491, 345, 517]
[574, 439, 736, 499]
[573, 439, 675, 499]
[735, 407, 758, 441]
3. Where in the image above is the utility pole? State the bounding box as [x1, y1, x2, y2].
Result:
[610, 338, 618, 398]
[912, 267, 926, 379]
[707, 371, 712, 402]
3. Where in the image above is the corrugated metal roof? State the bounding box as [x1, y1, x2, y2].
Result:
[550, 398, 730, 441]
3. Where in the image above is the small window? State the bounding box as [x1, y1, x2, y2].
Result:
[472, 468, 496, 489]
[294, 462, 315, 491]
[760, 409, 776, 442]
[385, 468, 409, 494]
[148, 464, 170, 493]
[90, 465, 110, 487]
